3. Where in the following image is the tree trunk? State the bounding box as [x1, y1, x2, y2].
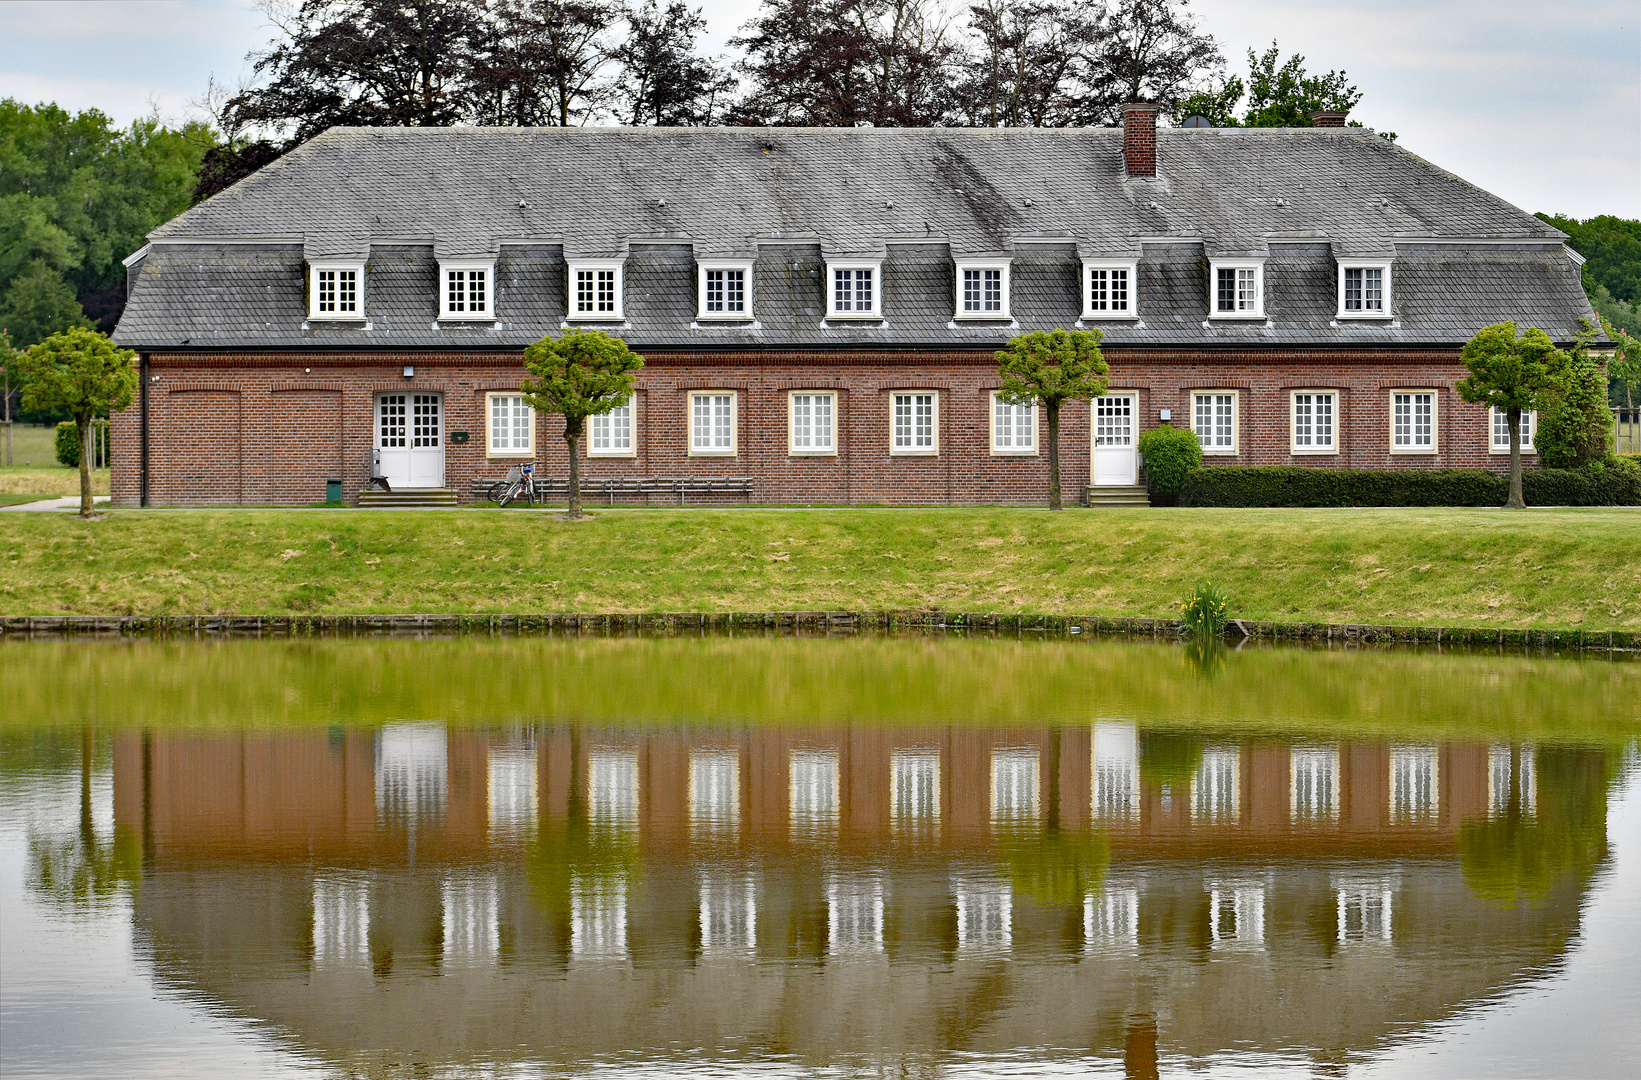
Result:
[1046, 402, 1062, 511]
[564, 418, 584, 520]
[1506, 406, 1525, 510]
[77, 415, 94, 517]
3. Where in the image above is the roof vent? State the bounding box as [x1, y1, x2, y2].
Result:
[1311, 110, 1349, 128]
[1123, 102, 1161, 178]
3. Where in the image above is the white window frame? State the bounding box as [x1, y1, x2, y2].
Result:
[1290, 390, 1339, 455]
[787, 390, 837, 456]
[825, 259, 882, 319]
[566, 259, 625, 320]
[1081, 259, 1139, 320]
[438, 259, 495, 321]
[588, 393, 636, 458]
[688, 390, 737, 456]
[953, 259, 1011, 320]
[1208, 258, 1266, 319]
[1389, 389, 1438, 455]
[989, 390, 1037, 456]
[1337, 260, 1392, 320]
[1191, 390, 1238, 455]
[485, 391, 534, 458]
[1490, 407, 1537, 455]
[889, 391, 939, 456]
[697, 259, 754, 321]
[308, 261, 365, 320]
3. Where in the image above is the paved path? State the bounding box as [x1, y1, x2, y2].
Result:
[1, 496, 112, 512]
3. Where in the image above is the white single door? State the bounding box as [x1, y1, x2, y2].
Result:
[1093, 395, 1136, 486]
[378, 393, 445, 489]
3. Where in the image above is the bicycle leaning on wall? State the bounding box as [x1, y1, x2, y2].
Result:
[487, 462, 536, 508]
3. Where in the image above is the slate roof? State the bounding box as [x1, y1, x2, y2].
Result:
[115, 126, 1599, 350]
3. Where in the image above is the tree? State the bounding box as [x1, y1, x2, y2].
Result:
[1607, 324, 1639, 411]
[469, 0, 621, 127]
[12, 327, 136, 517]
[1457, 322, 1563, 509]
[1079, 0, 1224, 125]
[995, 328, 1109, 510]
[519, 329, 644, 519]
[612, 0, 735, 125]
[953, 0, 1100, 128]
[1176, 42, 1363, 130]
[1535, 326, 1613, 468]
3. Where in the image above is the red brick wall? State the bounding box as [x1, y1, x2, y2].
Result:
[109, 347, 1531, 507]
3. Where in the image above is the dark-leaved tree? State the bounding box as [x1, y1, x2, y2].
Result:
[1176, 42, 1364, 129]
[1078, 0, 1223, 124]
[613, 0, 736, 125]
[469, 0, 621, 127]
[953, 0, 1100, 128]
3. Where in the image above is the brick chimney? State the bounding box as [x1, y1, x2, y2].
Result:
[1310, 110, 1349, 128]
[1122, 102, 1161, 178]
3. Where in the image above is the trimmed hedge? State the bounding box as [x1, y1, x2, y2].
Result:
[1179, 465, 1641, 507]
[1136, 423, 1202, 495]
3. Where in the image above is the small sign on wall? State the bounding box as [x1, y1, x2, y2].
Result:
[450, 431, 470, 444]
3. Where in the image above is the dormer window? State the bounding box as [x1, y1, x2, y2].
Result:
[1209, 259, 1265, 319]
[698, 260, 753, 320]
[826, 260, 881, 319]
[954, 260, 1010, 319]
[1338, 261, 1392, 318]
[440, 261, 494, 320]
[1082, 260, 1138, 319]
[567, 260, 624, 320]
[309, 262, 363, 320]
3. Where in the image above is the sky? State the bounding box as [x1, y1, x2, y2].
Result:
[0, 0, 1636, 219]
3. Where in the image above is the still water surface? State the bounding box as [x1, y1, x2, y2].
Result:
[2, 634, 1638, 1079]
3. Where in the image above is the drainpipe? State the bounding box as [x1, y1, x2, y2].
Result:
[139, 353, 150, 507]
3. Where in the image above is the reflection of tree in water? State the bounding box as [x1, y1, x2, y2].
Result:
[996, 728, 1111, 907]
[1139, 731, 1204, 789]
[26, 724, 140, 912]
[525, 728, 638, 919]
[1461, 746, 1613, 905]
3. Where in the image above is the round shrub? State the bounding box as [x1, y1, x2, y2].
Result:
[1137, 423, 1203, 495]
[55, 421, 78, 467]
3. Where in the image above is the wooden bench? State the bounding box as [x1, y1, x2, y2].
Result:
[468, 475, 755, 505]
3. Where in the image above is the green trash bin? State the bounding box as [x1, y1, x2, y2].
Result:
[326, 478, 342, 504]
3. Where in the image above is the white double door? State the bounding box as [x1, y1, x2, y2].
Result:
[377, 393, 445, 489]
[1092, 394, 1137, 486]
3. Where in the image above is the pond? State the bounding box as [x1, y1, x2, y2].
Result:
[2, 634, 1638, 1079]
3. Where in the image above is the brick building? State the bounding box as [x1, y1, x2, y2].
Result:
[110, 108, 1599, 506]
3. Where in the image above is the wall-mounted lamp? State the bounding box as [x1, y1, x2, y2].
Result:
[1159, 408, 1172, 421]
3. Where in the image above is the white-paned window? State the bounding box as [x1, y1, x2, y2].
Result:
[891, 749, 940, 833]
[312, 876, 371, 970]
[955, 260, 1010, 318]
[891, 392, 938, 454]
[1491, 407, 1536, 454]
[487, 744, 537, 831]
[1192, 391, 1237, 454]
[1390, 746, 1439, 822]
[589, 394, 635, 456]
[826, 260, 881, 318]
[588, 748, 639, 832]
[826, 873, 884, 956]
[1291, 748, 1339, 822]
[439, 261, 494, 320]
[789, 391, 836, 454]
[1338, 262, 1391, 318]
[1291, 391, 1337, 453]
[1337, 882, 1393, 943]
[568, 260, 623, 319]
[790, 748, 840, 837]
[1092, 722, 1139, 822]
[1208, 883, 1265, 950]
[486, 393, 533, 456]
[375, 723, 447, 823]
[689, 391, 736, 455]
[1489, 745, 1537, 818]
[309, 263, 363, 319]
[1085, 886, 1139, 953]
[1391, 391, 1436, 453]
[442, 876, 499, 964]
[991, 748, 1039, 824]
[990, 391, 1036, 455]
[698, 261, 752, 319]
[690, 749, 740, 838]
[699, 871, 757, 956]
[1210, 260, 1264, 318]
[1192, 749, 1239, 823]
[954, 877, 1012, 952]
[1083, 261, 1137, 318]
[571, 875, 628, 961]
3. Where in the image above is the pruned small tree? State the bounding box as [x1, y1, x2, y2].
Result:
[520, 328, 644, 519]
[995, 328, 1110, 510]
[12, 327, 136, 517]
[1457, 322, 1563, 509]
[1535, 325, 1612, 469]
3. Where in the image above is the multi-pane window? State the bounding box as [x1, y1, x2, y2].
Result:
[826, 873, 884, 956]
[1292, 392, 1336, 452]
[954, 877, 1012, 952]
[1393, 391, 1435, 451]
[1193, 392, 1236, 453]
[789, 748, 840, 838]
[488, 394, 532, 455]
[1491, 407, 1536, 453]
[690, 392, 735, 454]
[588, 748, 639, 832]
[1208, 883, 1265, 950]
[1291, 748, 1339, 822]
[379, 395, 407, 449]
[312, 266, 360, 316]
[412, 394, 440, 448]
[1086, 266, 1132, 315]
[790, 392, 835, 453]
[991, 748, 1039, 824]
[1489, 745, 1536, 818]
[487, 743, 537, 831]
[1337, 883, 1393, 943]
[831, 266, 876, 315]
[375, 723, 447, 823]
[1341, 265, 1388, 315]
[444, 267, 488, 316]
[698, 871, 757, 956]
[573, 267, 620, 315]
[891, 749, 940, 833]
[959, 266, 1005, 315]
[702, 267, 747, 315]
[1214, 265, 1260, 314]
[991, 393, 1035, 453]
[589, 395, 634, 456]
[1092, 723, 1140, 822]
[689, 749, 740, 838]
[1085, 886, 1139, 953]
[571, 875, 628, 961]
[1390, 746, 1439, 822]
[312, 877, 371, 970]
[1192, 749, 1240, 823]
[443, 876, 499, 964]
[892, 392, 936, 453]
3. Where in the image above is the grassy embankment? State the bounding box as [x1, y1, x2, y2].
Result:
[0, 506, 1637, 630]
[0, 424, 110, 502]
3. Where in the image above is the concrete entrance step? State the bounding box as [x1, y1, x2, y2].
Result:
[1087, 485, 1151, 507]
[357, 488, 460, 508]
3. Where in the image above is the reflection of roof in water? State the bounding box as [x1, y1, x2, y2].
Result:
[111, 725, 1604, 1070]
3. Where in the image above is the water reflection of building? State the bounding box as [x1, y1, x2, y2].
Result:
[110, 724, 1593, 1071]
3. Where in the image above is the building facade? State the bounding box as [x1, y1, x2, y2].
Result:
[110, 109, 1599, 506]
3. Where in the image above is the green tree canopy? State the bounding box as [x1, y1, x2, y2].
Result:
[520, 328, 644, 519]
[13, 326, 136, 516]
[1176, 42, 1378, 134]
[996, 328, 1109, 510]
[1457, 322, 1564, 508]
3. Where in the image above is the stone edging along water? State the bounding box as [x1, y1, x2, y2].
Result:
[0, 611, 1635, 651]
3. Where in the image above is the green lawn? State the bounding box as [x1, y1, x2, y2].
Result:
[0, 425, 110, 498]
[0, 505, 1636, 628]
